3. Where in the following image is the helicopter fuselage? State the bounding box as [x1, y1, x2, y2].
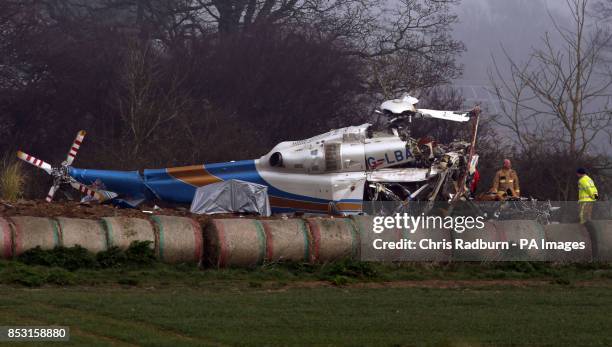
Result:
[68, 123, 469, 214]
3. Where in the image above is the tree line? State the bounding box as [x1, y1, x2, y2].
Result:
[0, 0, 610, 201]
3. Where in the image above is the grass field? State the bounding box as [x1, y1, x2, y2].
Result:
[1, 283, 612, 346]
[2, 248, 612, 346]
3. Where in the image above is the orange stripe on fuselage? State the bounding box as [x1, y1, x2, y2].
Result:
[269, 196, 362, 213]
[269, 196, 328, 212]
[167, 165, 222, 187]
[336, 202, 363, 211]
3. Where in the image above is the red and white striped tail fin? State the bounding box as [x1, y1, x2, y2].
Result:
[45, 184, 60, 202]
[65, 130, 86, 166]
[16, 151, 53, 174]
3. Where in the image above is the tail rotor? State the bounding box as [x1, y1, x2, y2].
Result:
[16, 130, 115, 203]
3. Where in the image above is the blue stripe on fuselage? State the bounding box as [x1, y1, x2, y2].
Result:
[71, 160, 362, 210]
[68, 168, 150, 199]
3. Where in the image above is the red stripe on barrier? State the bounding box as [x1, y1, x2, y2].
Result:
[578, 225, 593, 256]
[396, 226, 403, 259]
[71, 146, 78, 152]
[214, 220, 228, 267]
[494, 223, 508, 243]
[260, 221, 274, 261]
[74, 140, 82, 146]
[9, 217, 22, 257]
[26, 155, 31, 161]
[190, 218, 203, 263]
[306, 219, 321, 263]
[0, 218, 12, 259]
[68, 153, 76, 158]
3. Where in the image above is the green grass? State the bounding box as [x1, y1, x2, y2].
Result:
[2, 250, 612, 345]
[3, 256, 612, 288]
[0, 285, 611, 346]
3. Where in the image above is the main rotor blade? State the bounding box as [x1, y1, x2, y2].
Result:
[45, 184, 60, 202]
[69, 181, 103, 201]
[65, 130, 86, 166]
[16, 151, 53, 174]
[69, 180, 116, 202]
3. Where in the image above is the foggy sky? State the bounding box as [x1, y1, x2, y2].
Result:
[453, 0, 572, 107]
[450, 0, 610, 153]
[454, 0, 571, 81]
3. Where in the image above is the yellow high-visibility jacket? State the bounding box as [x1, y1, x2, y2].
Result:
[578, 175, 598, 202]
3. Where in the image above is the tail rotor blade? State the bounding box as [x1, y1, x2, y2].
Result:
[45, 184, 60, 202]
[65, 130, 86, 166]
[16, 151, 53, 174]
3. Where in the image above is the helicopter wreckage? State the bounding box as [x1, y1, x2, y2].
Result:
[17, 94, 481, 215]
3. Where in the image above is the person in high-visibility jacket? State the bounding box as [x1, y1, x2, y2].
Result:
[577, 167, 599, 224]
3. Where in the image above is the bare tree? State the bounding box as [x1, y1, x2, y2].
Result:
[489, 0, 612, 199]
[0, 0, 465, 178]
[114, 41, 190, 164]
[7, 0, 463, 96]
[490, 0, 612, 156]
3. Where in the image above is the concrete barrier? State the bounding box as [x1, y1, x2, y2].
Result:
[260, 219, 310, 263]
[399, 225, 452, 262]
[204, 219, 267, 267]
[305, 217, 359, 263]
[0, 217, 13, 259]
[451, 220, 548, 261]
[351, 215, 452, 262]
[451, 221, 504, 261]
[544, 223, 592, 262]
[151, 215, 203, 264]
[10, 216, 60, 256]
[351, 215, 401, 262]
[586, 220, 612, 262]
[3, 214, 609, 265]
[101, 217, 155, 250]
[56, 217, 108, 253]
[492, 220, 547, 261]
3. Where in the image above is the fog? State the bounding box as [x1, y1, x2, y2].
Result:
[453, 0, 572, 109]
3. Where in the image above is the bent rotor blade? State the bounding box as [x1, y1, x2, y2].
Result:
[69, 181, 103, 201]
[65, 130, 86, 166]
[69, 180, 117, 202]
[16, 151, 53, 174]
[45, 184, 60, 202]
